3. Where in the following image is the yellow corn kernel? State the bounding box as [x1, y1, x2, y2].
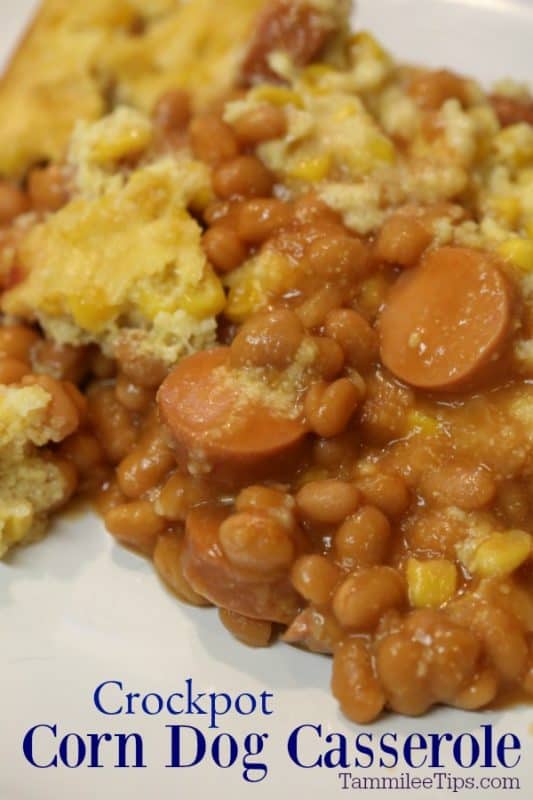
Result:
[406, 409, 440, 436]
[491, 195, 521, 226]
[225, 282, 264, 323]
[302, 64, 336, 83]
[407, 558, 458, 609]
[498, 238, 533, 271]
[470, 530, 532, 578]
[369, 136, 396, 164]
[180, 272, 226, 319]
[68, 287, 117, 332]
[252, 86, 303, 108]
[350, 31, 388, 61]
[526, 219, 533, 239]
[296, 467, 330, 488]
[288, 153, 332, 182]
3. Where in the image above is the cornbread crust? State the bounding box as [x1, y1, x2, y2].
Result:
[0, 0, 268, 177]
[0, 384, 69, 556]
[1, 109, 224, 365]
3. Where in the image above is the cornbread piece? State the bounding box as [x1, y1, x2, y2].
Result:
[0, 0, 347, 177]
[0, 383, 71, 556]
[1, 109, 224, 366]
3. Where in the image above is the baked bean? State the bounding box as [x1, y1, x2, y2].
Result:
[89, 350, 116, 380]
[235, 485, 294, 528]
[308, 336, 344, 380]
[313, 432, 359, 473]
[237, 198, 293, 243]
[114, 341, 167, 388]
[290, 554, 340, 605]
[94, 479, 127, 516]
[0, 357, 30, 384]
[0, 180, 29, 223]
[307, 235, 369, 282]
[27, 165, 69, 213]
[333, 566, 405, 630]
[474, 604, 528, 681]
[404, 610, 481, 701]
[335, 506, 391, 568]
[296, 479, 360, 524]
[31, 339, 88, 383]
[284, 607, 344, 653]
[153, 531, 211, 606]
[153, 89, 191, 132]
[213, 155, 274, 199]
[296, 285, 344, 330]
[115, 373, 154, 412]
[230, 309, 304, 369]
[497, 481, 530, 527]
[22, 374, 80, 441]
[88, 385, 137, 464]
[452, 669, 499, 710]
[105, 500, 166, 554]
[0, 325, 40, 361]
[405, 508, 466, 559]
[359, 371, 414, 445]
[304, 379, 361, 438]
[202, 226, 247, 273]
[408, 68, 469, 110]
[376, 631, 430, 715]
[293, 193, 341, 226]
[219, 511, 295, 576]
[420, 463, 496, 510]
[117, 428, 176, 499]
[59, 432, 104, 475]
[219, 608, 272, 647]
[155, 472, 213, 522]
[324, 309, 378, 370]
[232, 105, 287, 144]
[355, 473, 410, 518]
[189, 115, 239, 165]
[331, 638, 386, 723]
[375, 212, 432, 267]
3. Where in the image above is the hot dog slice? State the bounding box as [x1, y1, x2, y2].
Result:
[183, 507, 302, 623]
[157, 347, 307, 468]
[379, 247, 512, 391]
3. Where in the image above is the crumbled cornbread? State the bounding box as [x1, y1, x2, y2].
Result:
[0, 384, 68, 556]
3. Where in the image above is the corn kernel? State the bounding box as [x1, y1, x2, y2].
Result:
[406, 409, 440, 436]
[526, 220, 533, 239]
[302, 64, 336, 83]
[252, 86, 303, 108]
[498, 238, 533, 271]
[180, 271, 226, 319]
[407, 558, 458, 609]
[370, 136, 395, 164]
[470, 530, 532, 578]
[491, 195, 521, 226]
[288, 153, 332, 182]
[350, 31, 388, 61]
[68, 287, 117, 332]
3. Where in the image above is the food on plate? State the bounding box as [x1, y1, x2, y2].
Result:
[1, 0, 533, 722]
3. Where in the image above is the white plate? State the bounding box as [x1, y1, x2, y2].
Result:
[1, 2, 532, 799]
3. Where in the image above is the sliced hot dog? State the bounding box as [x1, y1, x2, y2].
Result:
[379, 247, 512, 391]
[157, 347, 307, 469]
[183, 507, 303, 623]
